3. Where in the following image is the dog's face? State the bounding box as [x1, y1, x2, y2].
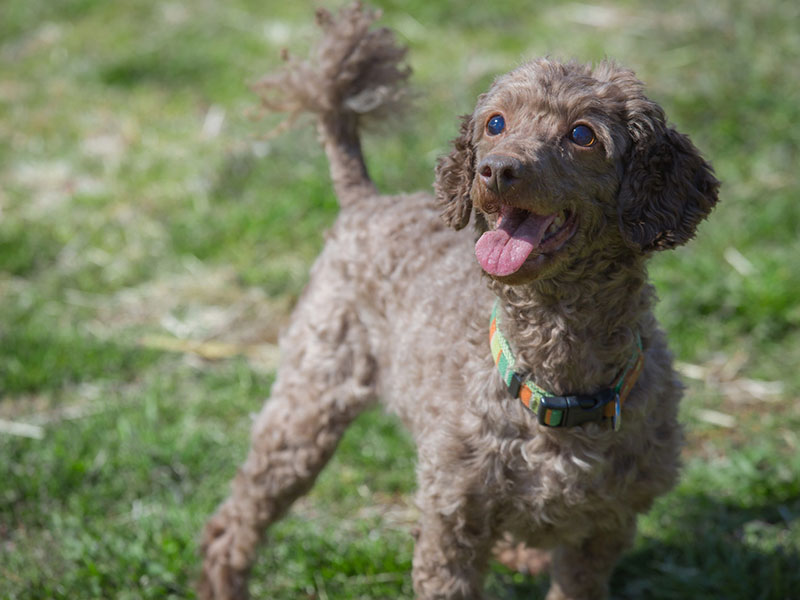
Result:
[435, 59, 720, 284]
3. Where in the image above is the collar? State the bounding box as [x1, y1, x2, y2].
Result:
[489, 300, 644, 431]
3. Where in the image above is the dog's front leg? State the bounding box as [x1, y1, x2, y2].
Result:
[412, 506, 494, 600]
[411, 447, 497, 600]
[545, 517, 637, 600]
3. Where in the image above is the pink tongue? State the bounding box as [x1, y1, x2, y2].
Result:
[475, 208, 556, 276]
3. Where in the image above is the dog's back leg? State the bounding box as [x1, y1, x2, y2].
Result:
[492, 536, 551, 576]
[199, 273, 378, 599]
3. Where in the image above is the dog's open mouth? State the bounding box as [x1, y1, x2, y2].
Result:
[475, 206, 578, 276]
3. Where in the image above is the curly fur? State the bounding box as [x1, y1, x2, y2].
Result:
[200, 5, 720, 599]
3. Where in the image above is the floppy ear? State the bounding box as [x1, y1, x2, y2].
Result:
[434, 114, 475, 230]
[617, 102, 720, 252]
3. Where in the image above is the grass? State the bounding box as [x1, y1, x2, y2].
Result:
[1, 0, 799, 598]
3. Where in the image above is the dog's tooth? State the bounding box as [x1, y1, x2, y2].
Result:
[544, 211, 567, 239]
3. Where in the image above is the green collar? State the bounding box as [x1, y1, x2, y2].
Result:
[490, 300, 644, 431]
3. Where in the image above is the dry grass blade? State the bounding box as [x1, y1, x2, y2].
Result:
[694, 409, 736, 428]
[676, 357, 785, 403]
[0, 418, 44, 439]
[138, 334, 281, 370]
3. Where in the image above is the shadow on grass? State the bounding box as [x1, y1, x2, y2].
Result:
[487, 493, 800, 600]
[613, 494, 800, 600]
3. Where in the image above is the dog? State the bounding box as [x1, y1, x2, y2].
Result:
[200, 4, 719, 599]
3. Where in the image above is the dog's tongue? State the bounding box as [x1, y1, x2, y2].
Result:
[475, 207, 556, 276]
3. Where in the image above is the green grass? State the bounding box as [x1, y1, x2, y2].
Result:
[1, 0, 799, 598]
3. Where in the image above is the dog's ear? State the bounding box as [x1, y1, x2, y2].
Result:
[617, 99, 720, 252]
[435, 114, 476, 230]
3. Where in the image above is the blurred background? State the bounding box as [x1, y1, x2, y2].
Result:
[1, 0, 798, 598]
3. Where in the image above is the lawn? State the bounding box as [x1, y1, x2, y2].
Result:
[1, 0, 799, 598]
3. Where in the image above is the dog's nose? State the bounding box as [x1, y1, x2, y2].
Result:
[477, 155, 523, 195]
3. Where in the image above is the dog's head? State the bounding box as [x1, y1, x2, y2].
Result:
[435, 59, 720, 284]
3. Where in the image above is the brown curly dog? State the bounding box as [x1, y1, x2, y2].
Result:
[199, 4, 720, 599]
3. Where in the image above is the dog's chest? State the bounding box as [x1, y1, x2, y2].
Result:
[497, 431, 631, 542]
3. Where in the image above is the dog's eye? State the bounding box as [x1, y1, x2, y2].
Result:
[486, 114, 505, 136]
[569, 124, 596, 147]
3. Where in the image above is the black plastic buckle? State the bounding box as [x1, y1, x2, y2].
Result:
[537, 388, 616, 428]
[508, 373, 524, 398]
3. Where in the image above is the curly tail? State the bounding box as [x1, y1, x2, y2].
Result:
[254, 2, 411, 205]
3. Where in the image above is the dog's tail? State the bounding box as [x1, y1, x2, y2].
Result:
[254, 2, 411, 205]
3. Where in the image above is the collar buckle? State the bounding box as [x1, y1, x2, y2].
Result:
[537, 388, 617, 428]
